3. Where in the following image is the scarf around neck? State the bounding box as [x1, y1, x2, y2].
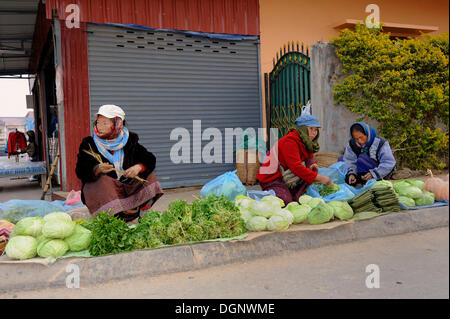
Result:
[93, 126, 129, 174]
[291, 125, 320, 154]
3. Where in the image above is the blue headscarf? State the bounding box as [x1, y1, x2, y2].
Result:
[350, 122, 377, 154]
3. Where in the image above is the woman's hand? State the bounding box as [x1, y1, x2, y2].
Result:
[314, 174, 334, 186]
[348, 174, 357, 185]
[123, 164, 142, 179]
[95, 163, 115, 175]
[310, 164, 319, 172]
[362, 172, 373, 181]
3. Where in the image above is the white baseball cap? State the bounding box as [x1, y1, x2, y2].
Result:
[96, 104, 125, 120]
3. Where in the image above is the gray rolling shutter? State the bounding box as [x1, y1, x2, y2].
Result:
[87, 24, 261, 188]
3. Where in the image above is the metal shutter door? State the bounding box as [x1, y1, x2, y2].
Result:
[87, 24, 261, 188]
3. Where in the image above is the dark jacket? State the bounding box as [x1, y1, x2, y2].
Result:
[75, 131, 156, 204]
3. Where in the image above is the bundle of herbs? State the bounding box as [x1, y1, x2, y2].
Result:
[87, 195, 246, 256]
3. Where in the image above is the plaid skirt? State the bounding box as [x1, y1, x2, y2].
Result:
[83, 172, 164, 220]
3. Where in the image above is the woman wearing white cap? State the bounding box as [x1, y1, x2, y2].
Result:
[76, 104, 163, 222]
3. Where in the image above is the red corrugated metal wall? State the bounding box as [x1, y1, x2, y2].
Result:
[59, 22, 91, 191]
[45, 0, 259, 35]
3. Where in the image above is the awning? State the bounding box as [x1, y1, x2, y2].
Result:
[0, 0, 40, 76]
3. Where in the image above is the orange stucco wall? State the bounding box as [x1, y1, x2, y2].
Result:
[259, 0, 449, 127]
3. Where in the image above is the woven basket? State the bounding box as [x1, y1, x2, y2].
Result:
[314, 152, 341, 168]
[236, 149, 261, 185]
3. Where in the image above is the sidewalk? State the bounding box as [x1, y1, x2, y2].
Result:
[0, 205, 448, 293]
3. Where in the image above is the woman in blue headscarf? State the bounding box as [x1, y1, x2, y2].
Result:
[343, 122, 396, 186]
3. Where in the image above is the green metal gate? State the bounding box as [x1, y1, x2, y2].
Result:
[264, 41, 311, 143]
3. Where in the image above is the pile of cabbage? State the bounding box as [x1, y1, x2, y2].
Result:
[236, 194, 354, 231]
[5, 212, 91, 260]
[393, 179, 435, 207]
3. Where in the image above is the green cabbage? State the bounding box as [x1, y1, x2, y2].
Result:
[307, 202, 334, 225]
[273, 209, 294, 225]
[246, 216, 268, 232]
[298, 195, 313, 205]
[261, 196, 285, 209]
[414, 191, 435, 206]
[398, 196, 415, 207]
[13, 217, 44, 237]
[239, 208, 253, 223]
[5, 236, 37, 260]
[328, 200, 354, 220]
[307, 197, 325, 209]
[43, 212, 73, 223]
[372, 180, 393, 189]
[266, 215, 289, 231]
[37, 238, 69, 258]
[42, 219, 75, 239]
[236, 197, 254, 210]
[394, 181, 423, 199]
[410, 179, 425, 191]
[285, 202, 311, 224]
[250, 200, 275, 218]
[64, 224, 92, 252]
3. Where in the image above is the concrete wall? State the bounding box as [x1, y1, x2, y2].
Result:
[310, 42, 378, 154]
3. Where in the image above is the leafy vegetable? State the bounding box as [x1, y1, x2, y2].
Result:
[327, 201, 354, 220]
[307, 202, 334, 225]
[285, 202, 311, 224]
[318, 184, 341, 197]
[13, 217, 44, 237]
[410, 179, 425, 191]
[266, 215, 289, 231]
[398, 196, 416, 207]
[89, 212, 135, 256]
[5, 236, 37, 260]
[414, 191, 435, 206]
[246, 216, 268, 232]
[372, 180, 393, 189]
[42, 219, 75, 239]
[37, 239, 69, 258]
[43, 212, 72, 223]
[261, 196, 285, 209]
[64, 224, 92, 252]
[273, 209, 294, 225]
[307, 198, 325, 209]
[298, 195, 313, 205]
[250, 200, 274, 219]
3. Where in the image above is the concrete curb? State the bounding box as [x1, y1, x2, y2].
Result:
[1, 206, 448, 293]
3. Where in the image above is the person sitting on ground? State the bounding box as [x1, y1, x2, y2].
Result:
[342, 122, 396, 187]
[256, 114, 333, 205]
[75, 104, 164, 222]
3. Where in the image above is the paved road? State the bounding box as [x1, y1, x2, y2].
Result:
[1, 227, 448, 299]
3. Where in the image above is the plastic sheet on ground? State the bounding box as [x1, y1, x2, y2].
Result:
[247, 189, 276, 201]
[398, 200, 449, 211]
[0, 199, 86, 223]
